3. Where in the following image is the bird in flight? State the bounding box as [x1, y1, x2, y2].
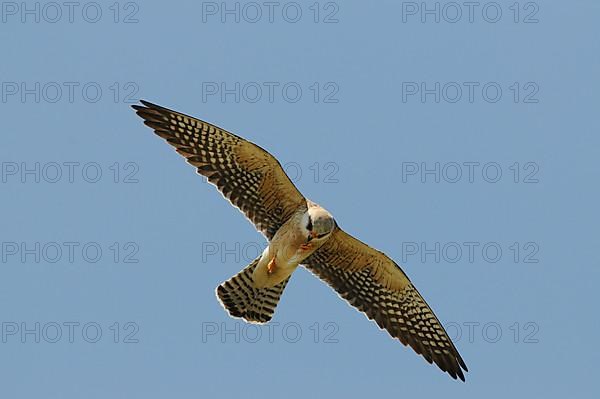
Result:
[132, 100, 468, 381]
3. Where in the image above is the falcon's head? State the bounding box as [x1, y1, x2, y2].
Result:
[302, 205, 335, 243]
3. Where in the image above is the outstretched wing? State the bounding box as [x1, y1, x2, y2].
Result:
[132, 100, 307, 239]
[303, 228, 468, 381]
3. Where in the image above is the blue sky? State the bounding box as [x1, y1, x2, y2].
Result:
[1, 1, 599, 397]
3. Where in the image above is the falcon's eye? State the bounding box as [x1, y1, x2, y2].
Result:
[306, 216, 313, 231]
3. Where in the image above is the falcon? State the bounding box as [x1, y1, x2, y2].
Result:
[132, 100, 469, 381]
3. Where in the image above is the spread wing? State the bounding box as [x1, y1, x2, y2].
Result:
[132, 100, 307, 239]
[303, 228, 468, 381]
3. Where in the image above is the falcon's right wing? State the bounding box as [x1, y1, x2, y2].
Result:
[132, 100, 307, 240]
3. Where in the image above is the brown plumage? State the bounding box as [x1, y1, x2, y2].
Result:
[132, 100, 468, 381]
[216, 257, 291, 324]
[132, 100, 306, 240]
[303, 229, 467, 381]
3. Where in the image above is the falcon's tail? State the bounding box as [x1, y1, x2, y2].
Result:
[216, 257, 290, 324]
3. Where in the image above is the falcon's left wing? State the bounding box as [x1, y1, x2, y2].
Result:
[302, 228, 468, 381]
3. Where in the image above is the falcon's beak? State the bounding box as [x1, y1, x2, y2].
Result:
[308, 231, 317, 241]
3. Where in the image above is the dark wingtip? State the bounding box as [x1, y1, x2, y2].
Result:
[140, 99, 168, 110]
[131, 100, 161, 110]
[460, 358, 469, 372]
[139, 99, 153, 107]
[454, 356, 467, 381]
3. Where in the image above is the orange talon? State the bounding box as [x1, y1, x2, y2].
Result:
[267, 257, 277, 274]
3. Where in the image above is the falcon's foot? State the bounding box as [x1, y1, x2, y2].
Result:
[267, 257, 277, 275]
[300, 243, 313, 251]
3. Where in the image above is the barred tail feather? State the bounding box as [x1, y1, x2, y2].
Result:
[216, 257, 290, 324]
